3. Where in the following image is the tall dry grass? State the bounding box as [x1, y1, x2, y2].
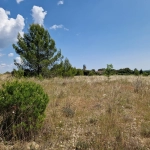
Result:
[0, 75, 150, 149]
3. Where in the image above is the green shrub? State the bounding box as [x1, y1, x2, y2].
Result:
[89, 71, 94, 76]
[12, 69, 24, 78]
[76, 69, 84, 76]
[0, 80, 49, 141]
[143, 72, 149, 76]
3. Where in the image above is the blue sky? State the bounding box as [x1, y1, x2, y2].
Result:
[0, 0, 150, 73]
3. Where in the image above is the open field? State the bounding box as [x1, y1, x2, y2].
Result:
[1, 75, 150, 149]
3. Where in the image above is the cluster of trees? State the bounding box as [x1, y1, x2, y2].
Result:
[102, 67, 150, 76]
[12, 24, 80, 78]
[10, 24, 150, 78]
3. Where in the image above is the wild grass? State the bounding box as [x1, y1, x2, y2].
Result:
[0, 75, 150, 149]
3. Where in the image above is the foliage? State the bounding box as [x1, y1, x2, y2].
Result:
[49, 58, 77, 77]
[13, 24, 63, 76]
[139, 69, 143, 75]
[89, 71, 95, 76]
[143, 72, 149, 76]
[12, 69, 24, 78]
[0, 80, 49, 141]
[76, 69, 84, 76]
[134, 68, 139, 76]
[62, 104, 75, 118]
[61, 58, 77, 77]
[49, 62, 64, 77]
[105, 64, 113, 80]
[116, 68, 133, 75]
[83, 70, 91, 76]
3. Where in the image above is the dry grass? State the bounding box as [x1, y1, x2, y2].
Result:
[1, 75, 150, 149]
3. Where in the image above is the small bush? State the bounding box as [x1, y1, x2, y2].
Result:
[0, 80, 49, 141]
[141, 122, 150, 138]
[76, 140, 90, 150]
[62, 104, 75, 118]
[76, 69, 84, 76]
[12, 69, 24, 78]
[89, 71, 94, 76]
[143, 72, 149, 76]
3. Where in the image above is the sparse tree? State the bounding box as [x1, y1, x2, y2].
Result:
[105, 64, 113, 80]
[134, 68, 139, 76]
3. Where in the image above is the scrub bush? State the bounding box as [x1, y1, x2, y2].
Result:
[0, 80, 49, 141]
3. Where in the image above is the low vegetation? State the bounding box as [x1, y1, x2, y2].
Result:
[0, 23, 150, 149]
[0, 80, 49, 141]
[0, 75, 150, 149]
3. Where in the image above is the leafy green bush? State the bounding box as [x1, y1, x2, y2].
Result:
[12, 69, 24, 78]
[89, 71, 94, 76]
[0, 80, 49, 141]
[143, 72, 149, 76]
[76, 69, 84, 76]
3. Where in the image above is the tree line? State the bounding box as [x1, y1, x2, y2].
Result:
[8, 24, 149, 78]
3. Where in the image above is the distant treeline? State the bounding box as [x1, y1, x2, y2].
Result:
[4, 67, 149, 78]
[82, 68, 150, 76]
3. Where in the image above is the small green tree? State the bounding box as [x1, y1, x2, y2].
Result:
[134, 68, 139, 76]
[50, 58, 77, 77]
[0, 80, 49, 141]
[105, 64, 113, 80]
[13, 24, 63, 76]
[62, 58, 77, 77]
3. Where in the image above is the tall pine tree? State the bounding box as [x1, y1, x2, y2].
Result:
[13, 24, 63, 76]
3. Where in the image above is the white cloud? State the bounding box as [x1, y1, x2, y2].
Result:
[16, 0, 24, 4]
[5, 10, 10, 15]
[8, 53, 14, 57]
[64, 27, 69, 31]
[50, 24, 69, 31]
[50, 24, 63, 30]
[57, 0, 64, 5]
[31, 6, 47, 25]
[0, 7, 25, 49]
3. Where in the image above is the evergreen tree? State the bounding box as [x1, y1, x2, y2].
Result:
[62, 58, 77, 77]
[13, 24, 63, 76]
[139, 69, 143, 75]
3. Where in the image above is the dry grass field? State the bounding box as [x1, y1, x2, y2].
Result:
[1, 74, 150, 149]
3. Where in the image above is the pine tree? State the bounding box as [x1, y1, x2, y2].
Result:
[13, 24, 63, 76]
